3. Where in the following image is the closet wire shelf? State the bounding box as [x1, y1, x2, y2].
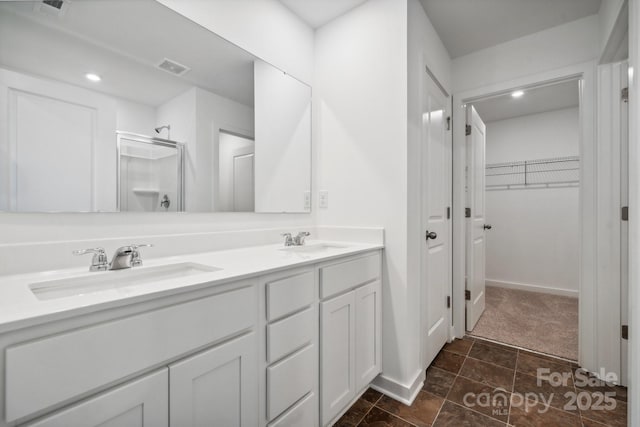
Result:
[486, 156, 580, 190]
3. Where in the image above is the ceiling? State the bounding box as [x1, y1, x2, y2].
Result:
[279, 0, 368, 28]
[0, 0, 256, 107]
[471, 79, 579, 123]
[420, 0, 601, 58]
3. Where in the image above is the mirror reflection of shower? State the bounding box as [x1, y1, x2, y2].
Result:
[117, 132, 184, 212]
[154, 124, 171, 139]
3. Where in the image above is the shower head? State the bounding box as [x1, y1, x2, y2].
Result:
[155, 125, 170, 134]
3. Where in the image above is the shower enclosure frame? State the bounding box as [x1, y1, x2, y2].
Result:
[116, 131, 185, 212]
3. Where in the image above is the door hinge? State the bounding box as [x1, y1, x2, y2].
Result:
[622, 206, 629, 221]
[465, 290, 471, 300]
[465, 207, 471, 218]
[622, 87, 629, 103]
[622, 325, 629, 340]
[446, 296, 451, 308]
[447, 206, 451, 219]
[465, 124, 471, 136]
[446, 116, 451, 131]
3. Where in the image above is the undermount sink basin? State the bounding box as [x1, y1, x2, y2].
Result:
[29, 262, 222, 301]
[278, 243, 349, 253]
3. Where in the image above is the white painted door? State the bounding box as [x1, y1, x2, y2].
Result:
[12, 92, 94, 212]
[421, 72, 452, 366]
[465, 106, 487, 331]
[320, 291, 356, 426]
[25, 369, 168, 427]
[233, 153, 254, 211]
[169, 333, 258, 427]
[0, 68, 117, 212]
[354, 281, 381, 391]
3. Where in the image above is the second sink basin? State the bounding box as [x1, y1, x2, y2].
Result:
[30, 262, 222, 301]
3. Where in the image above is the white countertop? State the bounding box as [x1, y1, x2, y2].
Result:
[0, 240, 382, 333]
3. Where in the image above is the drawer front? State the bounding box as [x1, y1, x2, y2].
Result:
[266, 344, 315, 421]
[268, 392, 316, 427]
[320, 252, 381, 299]
[6, 283, 256, 423]
[267, 307, 314, 363]
[266, 271, 314, 321]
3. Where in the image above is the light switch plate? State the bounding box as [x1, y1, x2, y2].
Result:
[303, 191, 311, 210]
[319, 191, 329, 209]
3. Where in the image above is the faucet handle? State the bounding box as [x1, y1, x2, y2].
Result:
[130, 243, 153, 250]
[130, 244, 153, 267]
[73, 247, 108, 272]
[281, 233, 294, 246]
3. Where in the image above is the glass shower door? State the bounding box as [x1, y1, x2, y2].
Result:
[117, 132, 184, 212]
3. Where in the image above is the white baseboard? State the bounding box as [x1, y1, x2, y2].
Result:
[486, 279, 578, 298]
[370, 369, 424, 406]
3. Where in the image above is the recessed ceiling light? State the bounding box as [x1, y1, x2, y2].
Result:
[85, 73, 101, 82]
[511, 90, 524, 98]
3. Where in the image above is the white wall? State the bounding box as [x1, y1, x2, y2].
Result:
[156, 0, 314, 85]
[598, 0, 626, 59]
[485, 108, 580, 295]
[314, 0, 452, 401]
[452, 15, 600, 93]
[315, 0, 411, 397]
[116, 99, 156, 136]
[254, 60, 311, 213]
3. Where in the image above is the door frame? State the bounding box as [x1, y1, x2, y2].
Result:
[628, 0, 639, 423]
[451, 61, 597, 369]
[419, 63, 453, 369]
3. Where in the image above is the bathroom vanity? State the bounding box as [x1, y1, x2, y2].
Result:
[0, 241, 382, 427]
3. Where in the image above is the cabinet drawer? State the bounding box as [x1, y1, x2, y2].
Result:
[6, 284, 256, 423]
[268, 392, 316, 427]
[267, 344, 315, 420]
[320, 253, 381, 299]
[267, 307, 314, 363]
[266, 271, 314, 321]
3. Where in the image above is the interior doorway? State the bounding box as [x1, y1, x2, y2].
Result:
[217, 130, 255, 212]
[463, 79, 582, 361]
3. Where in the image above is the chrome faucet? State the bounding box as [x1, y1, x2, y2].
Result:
[294, 232, 311, 246]
[281, 232, 311, 247]
[109, 244, 153, 270]
[73, 244, 152, 271]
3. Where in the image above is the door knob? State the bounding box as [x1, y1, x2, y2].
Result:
[426, 231, 437, 240]
[483, 224, 492, 230]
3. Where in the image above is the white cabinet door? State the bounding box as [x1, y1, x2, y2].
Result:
[24, 370, 168, 427]
[355, 281, 381, 391]
[320, 291, 356, 426]
[169, 333, 258, 427]
[465, 105, 487, 331]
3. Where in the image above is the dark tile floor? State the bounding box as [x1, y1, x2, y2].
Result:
[335, 337, 628, 427]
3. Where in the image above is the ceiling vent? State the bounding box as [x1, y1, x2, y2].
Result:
[34, 0, 70, 17]
[156, 58, 191, 77]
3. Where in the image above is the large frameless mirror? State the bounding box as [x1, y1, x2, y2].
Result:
[0, 0, 311, 213]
